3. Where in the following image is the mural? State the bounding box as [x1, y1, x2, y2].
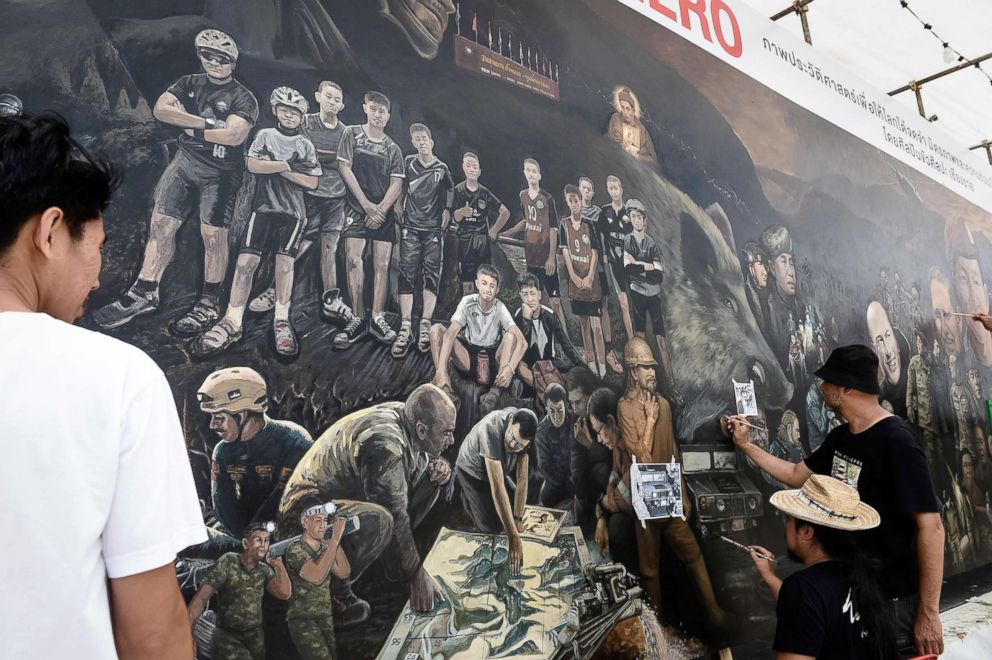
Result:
[8, 0, 992, 656]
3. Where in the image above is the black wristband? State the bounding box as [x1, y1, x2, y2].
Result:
[193, 129, 205, 140]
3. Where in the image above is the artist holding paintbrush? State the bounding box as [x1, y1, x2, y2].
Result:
[746, 474, 898, 660]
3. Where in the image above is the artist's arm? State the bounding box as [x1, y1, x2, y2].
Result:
[514, 454, 529, 519]
[730, 417, 812, 488]
[264, 558, 292, 600]
[747, 545, 782, 599]
[299, 518, 348, 584]
[186, 582, 215, 627]
[111, 564, 195, 660]
[489, 204, 511, 240]
[433, 320, 464, 387]
[913, 511, 945, 656]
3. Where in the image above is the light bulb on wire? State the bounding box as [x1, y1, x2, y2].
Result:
[943, 43, 956, 64]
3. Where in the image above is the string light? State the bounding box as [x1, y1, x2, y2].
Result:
[898, 0, 992, 86]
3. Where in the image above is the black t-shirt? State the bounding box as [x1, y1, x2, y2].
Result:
[453, 181, 503, 235]
[403, 155, 454, 230]
[597, 204, 631, 265]
[167, 74, 259, 170]
[773, 561, 870, 660]
[805, 416, 940, 597]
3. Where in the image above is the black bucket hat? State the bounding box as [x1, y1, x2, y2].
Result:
[814, 345, 881, 395]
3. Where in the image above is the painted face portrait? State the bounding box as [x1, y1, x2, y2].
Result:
[749, 257, 768, 289]
[316, 84, 344, 116]
[476, 273, 499, 303]
[619, 100, 635, 124]
[547, 399, 567, 428]
[772, 251, 796, 297]
[866, 301, 901, 386]
[274, 105, 303, 129]
[244, 531, 271, 559]
[364, 101, 390, 129]
[953, 254, 991, 342]
[931, 274, 963, 357]
[197, 49, 235, 80]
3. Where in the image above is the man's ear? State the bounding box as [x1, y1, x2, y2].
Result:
[32, 207, 65, 258]
[242, 537, 248, 551]
[416, 420, 428, 440]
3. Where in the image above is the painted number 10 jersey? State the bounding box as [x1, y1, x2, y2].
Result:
[519, 189, 559, 268]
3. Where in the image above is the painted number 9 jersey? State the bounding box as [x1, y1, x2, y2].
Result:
[560, 218, 603, 302]
[166, 73, 259, 170]
[519, 189, 559, 268]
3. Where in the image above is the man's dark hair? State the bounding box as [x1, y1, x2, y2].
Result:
[409, 122, 431, 138]
[544, 383, 566, 404]
[565, 366, 600, 395]
[587, 387, 619, 425]
[242, 521, 271, 541]
[364, 90, 391, 110]
[476, 263, 500, 286]
[0, 114, 120, 255]
[563, 183, 581, 199]
[796, 520, 897, 660]
[511, 409, 538, 440]
[517, 271, 540, 291]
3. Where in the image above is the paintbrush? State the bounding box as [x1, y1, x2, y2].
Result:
[720, 535, 778, 563]
[726, 415, 767, 433]
[949, 312, 987, 318]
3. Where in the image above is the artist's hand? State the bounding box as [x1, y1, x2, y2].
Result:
[544, 256, 556, 276]
[330, 517, 347, 543]
[973, 313, 992, 333]
[727, 415, 751, 449]
[594, 516, 609, 552]
[494, 364, 514, 388]
[428, 457, 452, 485]
[747, 545, 776, 581]
[508, 533, 524, 576]
[409, 566, 443, 612]
[913, 605, 944, 656]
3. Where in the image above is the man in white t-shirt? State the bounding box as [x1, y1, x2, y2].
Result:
[0, 114, 207, 658]
[429, 263, 526, 412]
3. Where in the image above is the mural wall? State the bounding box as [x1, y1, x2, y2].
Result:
[7, 0, 992, 657]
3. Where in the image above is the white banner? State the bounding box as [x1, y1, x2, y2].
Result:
[613, 0, 992, 213]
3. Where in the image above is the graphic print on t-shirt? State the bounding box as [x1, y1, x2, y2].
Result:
[830, 451, 863, 487]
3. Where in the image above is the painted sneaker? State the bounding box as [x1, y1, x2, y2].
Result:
[391, 323, 413, 359]
[333, 316, 366, 349]
[370, 311, 396, 343]
[480, 386, 504, 415]
[92, 286, 159, 329]
[171, 296, 220, 337]
[248, 286, 276, 313]
[273, 318, 299, 358]
[417, 319, 432, 353]
[321, 288, 355, 327]
[191, 318, 243, 358]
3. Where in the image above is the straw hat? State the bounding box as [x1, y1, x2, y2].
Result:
[769, 474, 880, 531]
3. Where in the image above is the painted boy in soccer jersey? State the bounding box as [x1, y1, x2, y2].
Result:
[598, 175, 635, 340]
[623, 199, 682, 404]
[334, 91, 405, 348]
[500, 158, 567, 331]
[94, 30, 258, 334]
[391, 123, 454, 358]
[430, 264, 526, 412]
[578, 176, 618, 369]
[452, 152, 510, 295]
[193, 87, 320, 358]
[560, 185, 608, 378]
[186, 522, 291, 660]
[247, 81, 356, 328]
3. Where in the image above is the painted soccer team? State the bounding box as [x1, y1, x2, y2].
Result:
[92, 29, 678, 403]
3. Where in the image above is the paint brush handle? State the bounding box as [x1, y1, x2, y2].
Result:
[720, 535, 778, 563]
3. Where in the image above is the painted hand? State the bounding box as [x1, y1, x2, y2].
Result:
[508, 534, 524, 575]
[409, 566, 442, 613]
[428, 457, 452, 485]
[594, 517, 609, 552]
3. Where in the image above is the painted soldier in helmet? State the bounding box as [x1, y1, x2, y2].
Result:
[198, 367, 313, 538]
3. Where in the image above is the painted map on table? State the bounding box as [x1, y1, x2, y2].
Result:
[377, 527, 590, 659]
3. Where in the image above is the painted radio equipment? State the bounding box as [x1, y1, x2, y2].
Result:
[681, 443, 763, 536]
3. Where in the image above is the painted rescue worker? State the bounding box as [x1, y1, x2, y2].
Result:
[199, 367, 312, 538]
[186, 521, 291, 659]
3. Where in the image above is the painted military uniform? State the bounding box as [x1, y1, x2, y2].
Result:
[616, 393, 726, 626]
[202, 552, 275, 659]
[906, 353, 938, 466]
[284, 539, 336, 659]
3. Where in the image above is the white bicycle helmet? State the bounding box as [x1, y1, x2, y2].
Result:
[270, 86, 308, 115]
[195, 29, 239, 62]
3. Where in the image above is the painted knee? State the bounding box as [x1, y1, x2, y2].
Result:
[346, 252, 364, 273]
